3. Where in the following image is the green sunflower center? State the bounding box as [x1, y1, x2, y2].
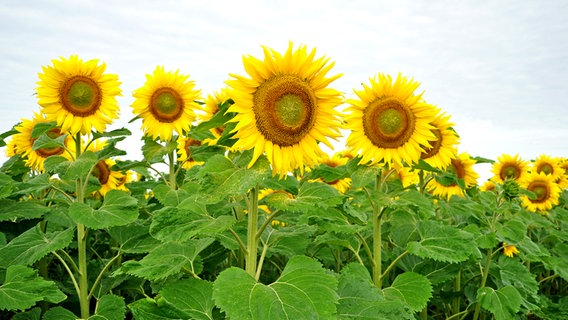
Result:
[150, 88, 184, 123]
[34, 128, 65, 158]
[537, 163, 553, 175]
[61, 76, 102, 116]
[501, 164, 520, 181]
[528, 181, 549, 203]
[363, 97, 415, 149]
[421, 128, 442, 160]
[92, 161, 111, 185]
[253, 75, 316, 146]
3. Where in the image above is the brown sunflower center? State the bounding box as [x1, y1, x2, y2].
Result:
[501, 164, 520, 181]
[92, 161, 111, 185]
[421, 128, 442, 159]
[537, 163, 553, 175]
[150, 88, 184, 123]
[253, 75, 316, 146]
[363, 97, 415, 149]
[34, 128, 65, 158]
[528, 181, 549, 203]
[61, 76, 102, 116]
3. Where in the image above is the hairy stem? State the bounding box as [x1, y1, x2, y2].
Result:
[472, 249, 493, 320]
[246, 185, 259, 278]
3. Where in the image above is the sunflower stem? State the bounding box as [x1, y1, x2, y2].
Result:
[168, 151, 177, 190]
[246, 185, 259, 278]
[372, 174, 383, 288]
[472, 248, 493, 320]
[75, 133, 90, 319]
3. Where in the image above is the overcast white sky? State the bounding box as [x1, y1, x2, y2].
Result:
[1, 0, 567, 180]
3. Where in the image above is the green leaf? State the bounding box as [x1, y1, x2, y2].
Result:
[498, 257, 539, 309]
[152, 182, 198, 207]
[383, 272, 433, 312]
[141, 139, 177, 164]
[11, 173, 52, 197]
[0, 199, 50, 222]
[266, 225, 318, 258]
[265, 181, 343, 213]
[118, 238, 214, 281]
[350, 165, 382, 189]
[90, 294, 125, 320]
[43, 306, 78, 320]
[128, 298, 186, 320]
[11, 307, 41, 319]
[213, 255, 338, 320]
[336, 263, 413, 320]
[407, 220, 476, 263]
[31, 131, 67, 151]
[0, 265, 66, 311]
[496, 219, 526, 243]
[92, 127, 132, 139]
[0, 226, 74, 267]
[108, 223, 161, 254]
[159, 278, 215, 320]
[30, 121, 57, 138]
[65, 151, 99, 180]
[0, 172, 14, 199]
[477, 286, 522, 320]
[68, 190, 138, 229]
[150, 207, 235, 243]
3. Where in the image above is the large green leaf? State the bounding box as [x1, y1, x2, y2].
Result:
[477, 286, 522, 320]
[150, 207, 235, 243]
[0, 172, 14, 199]
[213, 255, 338, 320]
[158, 278, 215, 320]
[68, 190, 138, 229]
[118, 238, 214, 281]
[152, 182, 199, 207]
[383, 272, 433, 312]
[128, 298, 187, 320]
[90, 294, 126, 320]
[43, 307, 78, 320]
[0, 199, 50, 222]
[108, 224, 161, 254]
[407, 220, 477, 263]
[0, 265, 66, 311]
[264, 181, 343, 213]
[0, 226, 74, 267]
[336, 263, 413, 320]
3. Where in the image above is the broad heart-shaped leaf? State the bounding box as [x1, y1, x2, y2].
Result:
[31, 131, 67, 151]
[43, 306, 78, 320]
[12, 307, 41, 319]
[150, 206, 235, 243]
[141, 138, 177, 164]
[0, 199, 50, 222]
[383, 272, 433, 312]
[158, 278, 215, 320]
[0, 265, 66, 311]
[337, 263, 413, 320]
[213, 255, 338, 320]
[0, 225, 74, 268]
[152, 182, 200, 207]
[118, 238, 214, 281]
[68, 190, 138, 229]
[129, 298, 188, 320]
[264, 181, 344, 213]
[108, 223, 161, 254]
[406, 220, 477, 263]
[498, 257, 538, 303]
[477, 286, 522, 320]
[90, 294, 126, 320]
[0, 172, 14, 199]
[64, 151, 99, 180]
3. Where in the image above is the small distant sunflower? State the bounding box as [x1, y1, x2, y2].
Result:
[199, 88, 231, 144]
[520, 172, 561, 213]
[420, 111, 459, 169]
[480, 180, 497, 192]
[491, 154, 529, 183]
[132, 66, 202, 141]
[346, 73, 438, 167]
[383, 165, 420, 188]
[36, 55, 121, 135]
[502, 243, 520, 258]
[426, 152, 479, 200]
[87, 141, 125, 196]
[226, 42, 343, 177]
[13, 113, 73, 171]
[116, 170, 140, 192]
[176, 136, 203, 169]
[312, 152, 352, 193]
[532, 154, 563, 181]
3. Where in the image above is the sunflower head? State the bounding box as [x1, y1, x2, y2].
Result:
[491, 154, 529, 183]
[346, 73, 438, 167]
[532, 154, 563, 181]
[520, 171, 562, 213]
[176, 136, 203, 169]
[426, 152, 479, 200]
[132, 66, 203, 141]
[502, 242, 520, 258]
[36, 55, 121, 135]
[480, 180, 497, 192]
[87, 140, 125, 196]
[420, 111, 459, 170]
[226, 42, 343, 177]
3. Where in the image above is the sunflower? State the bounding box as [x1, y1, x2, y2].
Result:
[532, 154, 563, 180]
[426, 152, 479, 200]
[132, 66, 202, 141]
[345, 73, 438, 167]
[226, 42, 343, 177]
[311, 152, 352, 193]
[479, 180, 497, 192]
[87, 140, 125, 196]
[420, 111, 459, 169]
[502, 243, 520, 258]
[13, 112, 73, 171]
[520, 171, 562, 213]
[383, 164, 420, 188]
[36, 55, 121, 135]
[491, 154, 529, 183]
[199, 87, 231, 144]
[115, 170, 140, 192]
[176, 136, 203, 169]
[4, 137, 20, 157]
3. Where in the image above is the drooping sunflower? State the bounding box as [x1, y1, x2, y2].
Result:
[502, 242, 520, 258]
[226, 42, 343, 177]
[199, 87, 231, 144]
[176, 136, 203, 169]
[87, 141, 125, 196]
[420, 111, 459, 169]
[36, 55, 121, 135]
[345, 73, 438, 167]
[426, 152, 479, 200]
[520, 171, 562, 213]
[491, 154, 529, 183]
[132, 66, 202, 141]
[13, 112, 73, 171]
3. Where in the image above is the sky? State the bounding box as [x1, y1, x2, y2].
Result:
[1, 0, 567, 181]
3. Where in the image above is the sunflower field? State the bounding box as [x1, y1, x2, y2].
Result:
[0, 43, 567, 320]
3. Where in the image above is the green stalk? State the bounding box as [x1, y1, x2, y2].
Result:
[75, 133, 90, 319]
[372, 174, 383, 288]
[246, 185, 259, 278]
[452, 269, 462, 315]
[472, 249, 493, 320]
[168, 151, 177, 190]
